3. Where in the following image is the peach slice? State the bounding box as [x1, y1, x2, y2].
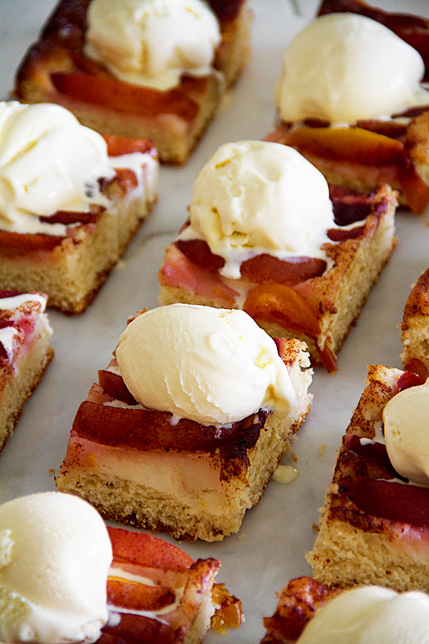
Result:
[108, 527, 194, 573]
[51, 72, 202, 120]
[284, 126, 429, 214]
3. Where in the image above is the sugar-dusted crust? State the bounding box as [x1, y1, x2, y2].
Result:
[264, 0, 429, 214]
[56, 338, 313, 542]
[159, 183, 398, 372]
[0, 143, 158, 314]
[102, 526, 242, 644]
[0, 295, 54, 453]
[14, 0, 252, 164]
[307, 364, 429, 592]
[401, 268, 429, 372]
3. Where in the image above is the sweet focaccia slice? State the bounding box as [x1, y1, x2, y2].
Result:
[307, 364, 429, 592]
[401, 267, 429, 375]
[102, 526, 242, 644]
[266, 0, 429, 214]
[56, 337, 313, 542]
[0, 290, 53, 453]
[14, 0, 252, 164]
[0, 135, 158, 314]
[159, 183, 397, 372]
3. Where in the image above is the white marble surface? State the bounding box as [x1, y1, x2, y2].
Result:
[1, 1, 429, 642]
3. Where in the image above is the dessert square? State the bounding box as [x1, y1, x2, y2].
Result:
[0, 102, 158, 314]
[0, 290, 53, 453]
[266, 0, 429, 213]
[0, 491, 242, 644]
[103, 526, 243, 643]
[56, 305, 313, 542]
[159, 180, 398, 373]
[307, 364, 429, 592]
[401, 267, 429, 375]
[14, 0, 252, 164]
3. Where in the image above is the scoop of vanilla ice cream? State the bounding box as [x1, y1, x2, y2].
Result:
[383, 379, 429, 484]
[180, 140, 335, 279]
[297, 586, 429, 643]
[0, 101, 116, 234]
[84, 0, 221, 91]
[0, 492, 112, 644]
[115, 304, 296, 425]
[275, 13, 428, 124]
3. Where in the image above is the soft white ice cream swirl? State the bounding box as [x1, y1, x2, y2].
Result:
[115, 304, 297, 426]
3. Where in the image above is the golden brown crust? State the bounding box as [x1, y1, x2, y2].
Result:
[402, 269, 429, 323]
[407, 112, 429, 187]
[14, 0, 252, 164]
[0, 347, 54, 454]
